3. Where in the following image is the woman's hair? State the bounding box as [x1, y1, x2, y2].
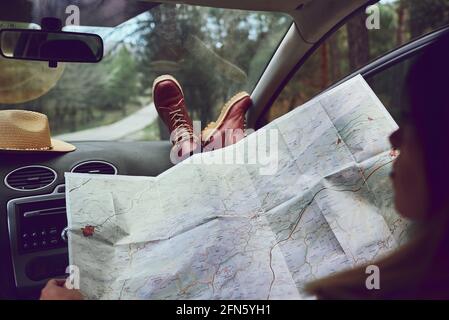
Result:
[406, 32, 449, 213]
[305, 32, 449, 299]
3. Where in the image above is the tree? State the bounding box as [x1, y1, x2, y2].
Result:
[137, 5, 288, 137]
[329, 33, 342, 82]
[346, 12, 370, 70]
[406, 0, 449, 38]
[0, 43, 142, 134]
[396, 0, 406, 46]
[320, 43, 329, 89]
[369, 3, 397, 59]
[107, 47, 140, 115]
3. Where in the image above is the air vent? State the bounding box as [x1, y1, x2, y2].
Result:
[5, 166, 57, 191]
[71, 161, 117, 175]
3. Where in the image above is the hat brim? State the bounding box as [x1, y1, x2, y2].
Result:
[50, 138, 77, 152]
[0, 139, 76, 153]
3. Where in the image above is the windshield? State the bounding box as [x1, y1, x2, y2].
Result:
[0, 4, 292, 141]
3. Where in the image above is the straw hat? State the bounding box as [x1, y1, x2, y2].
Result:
[0, 110, 76, 152]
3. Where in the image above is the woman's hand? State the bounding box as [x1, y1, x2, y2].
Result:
[40, 279, 84, 300]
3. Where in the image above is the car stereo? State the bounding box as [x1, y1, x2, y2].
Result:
[7, 185, 69, 291]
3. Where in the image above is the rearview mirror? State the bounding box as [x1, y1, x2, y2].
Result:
[0, 29, 103, 67]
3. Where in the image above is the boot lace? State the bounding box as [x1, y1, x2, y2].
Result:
[167, 101, 193, 143]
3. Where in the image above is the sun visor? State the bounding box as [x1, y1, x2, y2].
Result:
[292, 0, 371, 43]
[0, 0, 158, 28]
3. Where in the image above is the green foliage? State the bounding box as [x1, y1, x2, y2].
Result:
[369, 4, 398, 59]
[2, 0, 449, 138]
[0, 46, 141, 134]
[267, 0, 449, 124]
[406, 0, 449, 37]
[106, 47, 141, 112]
[1, 4, 292, 138]
[137, 4, 291, 130]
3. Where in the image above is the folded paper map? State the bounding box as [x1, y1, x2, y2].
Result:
[65, 75, 409, 299]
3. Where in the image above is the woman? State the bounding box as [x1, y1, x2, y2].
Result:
[306, 32, 449, 299]
[40, 33, 449, 300]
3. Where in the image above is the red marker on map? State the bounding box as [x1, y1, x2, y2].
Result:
[81, 225, 96, 237]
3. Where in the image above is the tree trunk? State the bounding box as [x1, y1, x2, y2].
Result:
[329, 35, 341, 82]
[320, 42, 329, 89]
[346, 13, 370, 70]
[396, 0, 406, 46]
[151, 4, 180, 140]
[152, 4, 181, 62]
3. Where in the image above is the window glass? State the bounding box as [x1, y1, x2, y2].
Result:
[266, 0, 449, 123]
[0, 3, 292, 141]
[366, 55, 419, 125]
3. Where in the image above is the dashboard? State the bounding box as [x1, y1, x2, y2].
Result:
[0, 141, 173, 299]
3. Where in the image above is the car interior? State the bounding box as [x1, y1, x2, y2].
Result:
[1, 0, 448, 299]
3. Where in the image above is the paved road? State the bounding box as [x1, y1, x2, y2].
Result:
[55, 103, 157, 141]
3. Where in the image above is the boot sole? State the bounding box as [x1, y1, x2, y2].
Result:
[152, 75, 184, 97]
[202, 91, 250, 143]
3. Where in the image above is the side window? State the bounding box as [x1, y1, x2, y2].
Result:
[365, 55, 418, 124]
[264, 0, 449, 123]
